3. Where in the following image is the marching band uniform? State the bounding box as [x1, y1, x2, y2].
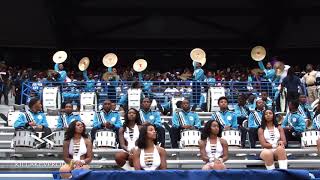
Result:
[82, 70, 96, 92]
[282, 111, 306, 144]
[248, 109, 263, 147]
[298, 103, 314, 120]
[14, 110, 52, 148]
[54, 63, 67, 82]
[234, 104, 250, 147]
[170, 109, 201, 148]
[312, 113, 320, 130]
[139, 109, 165, 148]
[210, 110, 238, 129]
[57, 112, 81, 129]
[90, 110, 122, 143]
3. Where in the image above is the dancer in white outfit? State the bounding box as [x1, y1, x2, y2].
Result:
[199, 119, 228, 170]
[115, 108, 142, 168]
[59, 121, 92, 179]
[132, 124, 167, 170]
[258, 109, 287, 170]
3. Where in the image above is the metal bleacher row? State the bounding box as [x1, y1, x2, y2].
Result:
[0, 111, 320, 170]
[0, 80, 317, 170]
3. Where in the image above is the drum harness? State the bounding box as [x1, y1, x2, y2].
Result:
[252, 110, 262, 127]
[211, 111, 225, 127]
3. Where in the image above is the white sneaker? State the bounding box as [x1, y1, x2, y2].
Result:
[100, 157, 107, 161]
[121, 162, 134, 171]
[235, 153, 247, 157]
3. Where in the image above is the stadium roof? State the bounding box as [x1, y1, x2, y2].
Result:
[1, 0, 320, 50]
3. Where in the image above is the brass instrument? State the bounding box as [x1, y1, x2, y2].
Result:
[78, 57, 90, 71]
[102, 53, 118, 67]
[133, 59, 147, 72]
[251, 46, 266, 61]
[52, 51, 67, 63]
[190, 48, 206, 66]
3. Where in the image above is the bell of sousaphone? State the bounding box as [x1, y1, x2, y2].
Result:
[78, 57, 90, 71]
[103, 53, 118, 67]
[190, 48, 206, 62]
[133, 59, 147, 72]
[251, 46, 266, 61]
[53, 51, 68, 63]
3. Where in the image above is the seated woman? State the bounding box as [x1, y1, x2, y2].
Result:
[258, 109, 287, 170]
[132, 124, 167, 170]
[115, 108, 142, 169]
[59, 121, 93, 179]
[199, 119, 228, 170]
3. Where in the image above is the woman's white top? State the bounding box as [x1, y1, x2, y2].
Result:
[264, 126, 280, 147]
[205, 138, 223, 161]
[123, 124, 139, 151]
[140, 145, 161, 170]
[69, 137, 87, 160]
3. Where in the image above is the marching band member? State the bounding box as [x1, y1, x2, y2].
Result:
[57, 102, 82, 129]
[54, 63, 67, 82]
[82, 70, 96, 92]
[258, 109, 287, 170]
[192, 62, 205, 106]
[90, 100, 122, 143]
[259, 92, 273, 110]
[199, 119, 228, 170]
[139, 73, 153, 98]
[282, 100, 306, 146]
[140, 97, 165, 148]
[246, 94, 256, 111]
[248, 99, 265, 148]
[298, 94, 314, 121]
[170, 99, 201, 148]
[59, 121, 92, 179]
[210, 97, 237, 130]
[132, 124, 167, 170]
[115, 108, 142, 169]
[14, 98, 52, 148]
[234, 95, 250, 148]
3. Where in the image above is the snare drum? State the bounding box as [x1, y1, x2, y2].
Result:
[53, 130, 65, 147]
[222, 130, 241, 146]
[301, 130, 320, 147]
[180, 130, 201, 148]
[13, 129, 35, 148]
[95, 129, 116, 148]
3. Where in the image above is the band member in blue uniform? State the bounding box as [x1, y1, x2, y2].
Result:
[259, 92, 273, 110]
[298, 94, 314, 121]
[54, 63, 67, 82]
[234, 95, 250, 148]
[170, 99, 201, 148]
[14, 98, 52, 148]
[90, 99, 122, 143]
[57, 102, 82, 129]
[192, 62, 205, 107]
[139, 98, 165, 148]
[211, 97, 238, 130]
[82, 70, 96, 92]
[248, 99, 265, 148]
[282, 100, 306, 146]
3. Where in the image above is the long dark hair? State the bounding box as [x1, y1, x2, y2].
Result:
[123, 108, 142, 128]
[260, 110, 278, 130]
[137, 123, 157, 149]
[201, 119, 223, 140]
[65, 120, 88, 140]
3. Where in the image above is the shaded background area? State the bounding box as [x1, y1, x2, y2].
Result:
[0, 0, 320, 69]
